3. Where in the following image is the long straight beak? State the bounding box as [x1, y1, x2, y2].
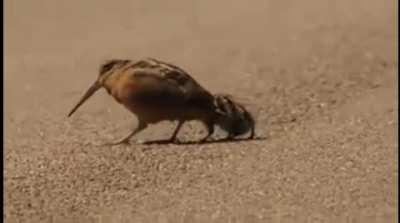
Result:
[67, 81, 101, 117]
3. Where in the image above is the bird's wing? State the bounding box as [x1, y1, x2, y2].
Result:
[131, 58, 214, 101]
[123, 68, 187, 106]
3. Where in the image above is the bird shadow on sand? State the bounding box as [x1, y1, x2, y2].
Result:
[98, 136, 266, 149]
[141, 136, 267, 146]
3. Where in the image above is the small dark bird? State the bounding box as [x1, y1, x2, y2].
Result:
[68, 58, 255, 145]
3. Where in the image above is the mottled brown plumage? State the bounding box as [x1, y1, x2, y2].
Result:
[68, 58, 255, 144]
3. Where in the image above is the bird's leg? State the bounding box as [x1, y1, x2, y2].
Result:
[199, 121, 215, 143]
[168, 120, 185, 143]
[108, 122, 147, 146]
[248, 127, 255, 139]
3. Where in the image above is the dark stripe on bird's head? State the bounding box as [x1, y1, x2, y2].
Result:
[99, 59, 131, 76]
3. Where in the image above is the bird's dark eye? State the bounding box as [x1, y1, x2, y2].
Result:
[100, 62, 115, 75]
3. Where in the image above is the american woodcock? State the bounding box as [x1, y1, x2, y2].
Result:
[68, 58, 255, 145]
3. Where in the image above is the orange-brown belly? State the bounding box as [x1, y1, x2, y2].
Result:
[105, 77, 210, 123]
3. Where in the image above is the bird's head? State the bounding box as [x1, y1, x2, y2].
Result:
[67, 59, 130, 117]
[98, 59, 130, 83]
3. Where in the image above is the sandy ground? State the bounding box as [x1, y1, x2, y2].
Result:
[4, 0, 398, 222]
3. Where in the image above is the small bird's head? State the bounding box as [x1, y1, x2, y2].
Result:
[213, 94, 255, 138]
[98, 59, 130, 83]
[67, 59, 130, 117]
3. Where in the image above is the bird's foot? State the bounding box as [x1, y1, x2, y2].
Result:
[104, 139, 131, 147]
[167, 137, 181, 144]
[163, 137, 181, 144]
[142, 138, 180, 145]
